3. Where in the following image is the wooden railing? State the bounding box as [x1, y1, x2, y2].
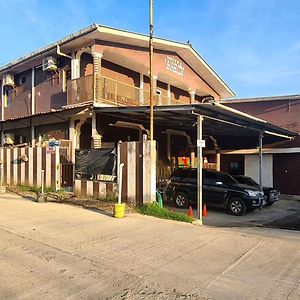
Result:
[67, 74, 93, 105]
[67, 75, 189, 106]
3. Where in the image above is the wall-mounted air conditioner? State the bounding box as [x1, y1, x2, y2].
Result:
[3, 133, 14, 145]
[2, 74, 15, 87]
[42, 56, 57, 71]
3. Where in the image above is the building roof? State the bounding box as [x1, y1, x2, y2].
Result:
[221, 94, 300, 104]
[0, 23, 235, 99]
[93, 102, 298, 139]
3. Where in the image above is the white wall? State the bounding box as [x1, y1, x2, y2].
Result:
[245, 154, 273, 187]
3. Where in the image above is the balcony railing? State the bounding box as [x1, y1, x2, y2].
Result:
[67, 75, 190, 107]
[67, 74, 93, 105]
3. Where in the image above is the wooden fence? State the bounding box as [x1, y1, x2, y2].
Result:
[0, 146, 60, 189]
[73, 141, 156, 204]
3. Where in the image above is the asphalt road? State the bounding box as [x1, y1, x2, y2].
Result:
[165, 198, 300, 231]
[0, 193, 300, 299]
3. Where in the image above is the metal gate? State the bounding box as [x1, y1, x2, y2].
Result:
[61, 162, 74, 187]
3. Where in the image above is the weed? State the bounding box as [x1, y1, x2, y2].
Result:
[139, 203, 193, 223]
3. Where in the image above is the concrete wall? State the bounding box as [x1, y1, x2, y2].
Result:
[245, 154, 273, 187]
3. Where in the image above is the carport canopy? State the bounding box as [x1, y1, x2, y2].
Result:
[94, 102, 298, 223]
[94, 102, 298, 142]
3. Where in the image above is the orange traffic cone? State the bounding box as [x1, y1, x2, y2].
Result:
[202, 204, 208, 217]
[187, 206, 193, 218]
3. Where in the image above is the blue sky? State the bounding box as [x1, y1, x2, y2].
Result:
[1, 0, 300, 98]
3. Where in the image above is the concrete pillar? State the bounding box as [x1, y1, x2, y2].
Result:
[167, 84, 171, 105]
[189, 90, 196, 104]
[197, 114, 203, 224]
[31, 67, 35, 115]
[139, 73, 144, 105]
[69, 118, 76, 162]
[71, 52, 80, 80]
[91, 112, 102, 148]
[92, 52, 103, 104]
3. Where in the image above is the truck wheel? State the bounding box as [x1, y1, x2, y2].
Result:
[174, 192, 189, 208]
[227, 197, 246, 216]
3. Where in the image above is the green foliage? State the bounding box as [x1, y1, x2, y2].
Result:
[16, 185, 64, 194]
[139, 203, 193, 223]
[96, 194, 118, 203]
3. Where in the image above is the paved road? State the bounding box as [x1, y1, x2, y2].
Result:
[165, 198, 300, 230]
[0, 193, 300, 299]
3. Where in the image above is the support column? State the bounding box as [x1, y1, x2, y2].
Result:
[31, 121, 35, 147]
[259, 131, 263, 190]
[71, 52, 80, 80]
[92, 52, 103, 104]
[189, 90, 196, 104]
[91, 112, 102, 148]
[0, 123, 3, 146]
[139, 73, 144, 105]
[69, 118, 76, 162]
[216, 150, 221, 171]
[167, 133, 171, 160]
[191, 147, 195, 168]
[197, 115, 203, 224]
[31, 67, 35, 115]
[167, 84, 171, 105]
[1, 79, 4, 121]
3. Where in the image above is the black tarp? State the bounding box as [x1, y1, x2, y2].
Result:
[75, 148, 116, 181]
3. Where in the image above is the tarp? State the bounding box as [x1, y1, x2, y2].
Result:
[75, 148, 116, 181]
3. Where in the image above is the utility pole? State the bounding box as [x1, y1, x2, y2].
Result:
[149, 0, 154, 140]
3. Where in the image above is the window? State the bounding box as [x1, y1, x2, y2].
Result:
[203, 172, 219, 185]
[4, 86, 13, 107]
[19, 76, 26, 85]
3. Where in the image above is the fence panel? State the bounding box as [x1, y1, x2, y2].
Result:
[0, 146, 60, 189]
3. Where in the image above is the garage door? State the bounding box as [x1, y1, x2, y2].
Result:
[273, 153, 300, 195]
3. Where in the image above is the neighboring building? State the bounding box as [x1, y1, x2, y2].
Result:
[221, 95, 300, 195]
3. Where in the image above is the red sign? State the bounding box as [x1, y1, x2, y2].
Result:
[46, 146, 56, 154]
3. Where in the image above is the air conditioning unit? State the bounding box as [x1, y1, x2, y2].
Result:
[2, 74, 15, 87]
[3, 133, 14, 145]
[42, 56, 57, 71]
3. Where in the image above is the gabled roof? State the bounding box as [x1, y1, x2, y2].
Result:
[221, 94, 300, 104]
[0, 23, 235, 99]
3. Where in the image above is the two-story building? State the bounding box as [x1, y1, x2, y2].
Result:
[0, 24, 234, 154]
[1, 24, 296, 200]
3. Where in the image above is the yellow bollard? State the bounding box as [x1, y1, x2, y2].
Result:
[114, 203, 125, 218]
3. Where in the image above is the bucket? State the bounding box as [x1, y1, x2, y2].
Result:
[114, 203, 125, 218]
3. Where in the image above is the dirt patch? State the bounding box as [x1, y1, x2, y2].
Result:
[8, 186, 137, 215]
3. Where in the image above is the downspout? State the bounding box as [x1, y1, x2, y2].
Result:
[56, 45, 72, 59]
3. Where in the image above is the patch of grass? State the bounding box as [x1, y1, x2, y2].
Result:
[139, 203, 193, 223]
[96, 194, 118, 203]
[16, 185, 64, 194]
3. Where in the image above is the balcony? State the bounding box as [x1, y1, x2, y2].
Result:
[67, 75, 190, 107]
